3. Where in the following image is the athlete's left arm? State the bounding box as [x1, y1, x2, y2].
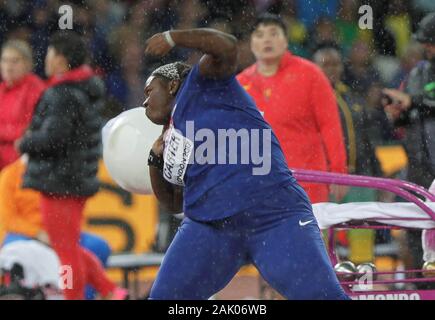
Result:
[149, 131, 184, 214]
[150, 166, 184, 214]
[145, 28, 238, 79]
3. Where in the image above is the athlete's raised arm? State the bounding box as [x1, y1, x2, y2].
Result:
[145, 28, 238, 79]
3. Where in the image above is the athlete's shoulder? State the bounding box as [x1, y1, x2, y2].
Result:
[186, 63, 200, 80]
[187, 63, 236, 88]
[179, 64, 203, 90]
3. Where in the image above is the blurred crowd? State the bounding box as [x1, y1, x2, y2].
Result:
[0, 0, 432, 113]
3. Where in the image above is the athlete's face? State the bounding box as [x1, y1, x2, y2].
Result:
[143, 76, 174, 125]
[315, 50, 343, 85]
[250, 24, 288, 63]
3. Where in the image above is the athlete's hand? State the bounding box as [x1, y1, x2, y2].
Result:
[151, 125, 169, 157]
[151, 134, 165, 157]
[145, 33, 173, 57]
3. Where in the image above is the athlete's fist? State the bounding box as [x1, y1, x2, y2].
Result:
[145, 33, 173, 57]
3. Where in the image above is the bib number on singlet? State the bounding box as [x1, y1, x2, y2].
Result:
[163, 126, 194, 186]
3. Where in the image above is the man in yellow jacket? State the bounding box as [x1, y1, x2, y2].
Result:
[0, 156, 45, 243]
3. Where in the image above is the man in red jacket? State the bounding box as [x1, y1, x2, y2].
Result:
[237, 14, 348, 203]
[0, 40, 45, 170]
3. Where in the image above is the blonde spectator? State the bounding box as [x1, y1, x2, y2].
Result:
[0, 40, 45, 170]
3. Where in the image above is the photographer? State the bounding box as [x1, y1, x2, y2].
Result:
[383, 12, 435, 288]
[383, 12, 435, 189]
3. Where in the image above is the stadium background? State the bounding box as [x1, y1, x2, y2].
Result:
[1, 0, 434, 298]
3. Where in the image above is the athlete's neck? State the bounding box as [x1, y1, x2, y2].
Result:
[257, 58, 281, 77]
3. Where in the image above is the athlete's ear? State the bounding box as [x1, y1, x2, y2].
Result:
[168, 79, 181, 96]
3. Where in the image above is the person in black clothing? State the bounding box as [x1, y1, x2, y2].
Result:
[314, 46, 382, 180]
[17, 31, 124, 300]
[314, 45, 384, 264]
[383, 12, 435, 289]
[383, 12, 435, 188]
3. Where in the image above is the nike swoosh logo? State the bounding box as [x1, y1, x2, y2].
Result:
[299, 219, 313, 226]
